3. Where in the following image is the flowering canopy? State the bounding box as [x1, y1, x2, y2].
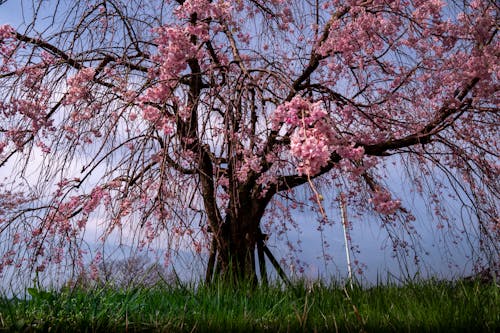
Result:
[0, 0, 498, 282]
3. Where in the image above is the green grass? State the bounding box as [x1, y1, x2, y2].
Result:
[0, 279, 498, 332]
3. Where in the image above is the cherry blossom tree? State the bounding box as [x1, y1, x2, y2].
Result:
[0, 0, 498, 285]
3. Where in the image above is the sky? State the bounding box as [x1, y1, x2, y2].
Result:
[0, 1, 484, 290]
[0, 1, 28, 25]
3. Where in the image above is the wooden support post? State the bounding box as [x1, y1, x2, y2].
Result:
[205, 236, 217, 284]
[257, 233, 268, 286]
[262, 243, 291, 287]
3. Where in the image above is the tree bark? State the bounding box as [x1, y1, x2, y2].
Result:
[211, 213, 259, 284]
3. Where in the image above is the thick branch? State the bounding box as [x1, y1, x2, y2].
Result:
[15, 32, 83, 70]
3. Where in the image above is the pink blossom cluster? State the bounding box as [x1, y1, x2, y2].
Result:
[274, 97, 338, 176]
[141, 0, 233, 107]
[64, 67, 95, 105]
[89, 251, 102, 281]
[303, 0, 499, 172]
[216, 176, 230, 202]
[83, 186, 110, 214]
[8, 98, 50, 132]
[290, 127, 332, 176]
[411, 0, 445, 21]
[0, 68, 52, 153]
[370, 189, 401, 215]
[256, 172, 280, 197]
[0, 24, 14, 40]
[142, 220, 157, 244]
[139, 24, 199, 132]
[143, 26, 197, 102]
[173, 0, 232, 21]
[119, 199, 133, 217]
[317, 2, 404, 62]
[1, 250, 16, 269]
[334, 144, 364, 161]
[1, 61, 55, 155]
[53, 178, 75, 197]
[142, 105, 161, 122]
[0, 24, 15, 62]
[140, 1, 237, 138]
[4, 129, 30, 150]
[18, 65, 46, 90]
[272, 96, 326, 129]
[236, 154, 262, 182]
[35, 140, 51, 154]
[47, 196, 83, 235]
[0, 187, 32, 220]
[141, 106, 174, 135]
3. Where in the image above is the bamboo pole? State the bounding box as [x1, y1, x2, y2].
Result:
[340, 192, 353, 289]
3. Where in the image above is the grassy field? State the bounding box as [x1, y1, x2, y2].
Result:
[0, 279, 498, 332]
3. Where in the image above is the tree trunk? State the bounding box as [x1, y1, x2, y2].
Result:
[211, 214, 260, 284]
[202, 178, 288, 285]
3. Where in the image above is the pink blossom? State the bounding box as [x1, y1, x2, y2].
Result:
[142, 105, 161, 122]
[128, 112, 137, 121]
[83, 186, 105, 214]
[12, 233, 21, 245]
[274, 97, 337, 176]
[89, 251, 102, 281]
[64, 67, 96, 105]
[335, 145, 365, 161]
[31, 228, 42, 237]
[273, 96, 318, 129]
[217, 176, 229, 188]
[236, 154, 262, 182]
[370, 190, 401, 215]
[0, 27, 16, 69]
[119, 199, 132, 217]
[290, 128, 331, 176]
[174, 0, 232, 21]
[35, 141, 51, 154]
[0, 24, 14, 40]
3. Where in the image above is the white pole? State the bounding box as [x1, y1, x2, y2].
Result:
[340, 192, 353, 289]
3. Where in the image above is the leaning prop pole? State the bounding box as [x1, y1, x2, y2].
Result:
[258, 230, 291, 287]
[340, 193, 354, 289]
[256, 230, 269, 286]
[205, 236, 217, 284]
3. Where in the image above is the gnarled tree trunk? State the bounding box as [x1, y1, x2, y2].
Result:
[206, 195, 265, 284]
[202, 186, 291, 286]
